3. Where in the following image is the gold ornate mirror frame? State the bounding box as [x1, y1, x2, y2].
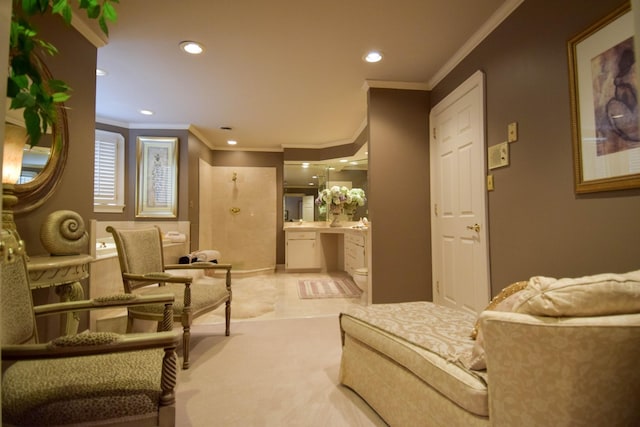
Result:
[7, 61, 69, 215]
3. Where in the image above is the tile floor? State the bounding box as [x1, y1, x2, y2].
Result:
[194, 269, 368, 325]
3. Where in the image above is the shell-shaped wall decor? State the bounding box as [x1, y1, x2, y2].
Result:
[39, 210, 89, 255]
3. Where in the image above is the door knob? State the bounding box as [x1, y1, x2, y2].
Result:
[466, 224, 480, 232]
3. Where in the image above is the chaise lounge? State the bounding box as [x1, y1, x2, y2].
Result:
[339, 270, 640, 426]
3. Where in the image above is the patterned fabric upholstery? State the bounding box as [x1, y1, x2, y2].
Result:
[1, 247, 37, 346]
[131, 282, 230, 315]
[108, 225, 232, 369]
[1, 228, 178, 426]
[3, 349, 165, 426]
[340, 302, 488, 416]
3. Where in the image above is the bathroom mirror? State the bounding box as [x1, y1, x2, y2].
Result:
[4, 62, 69, 214]
[283, 147, 368, 222]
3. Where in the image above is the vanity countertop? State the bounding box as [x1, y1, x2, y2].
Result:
[283, 222, 369, 233]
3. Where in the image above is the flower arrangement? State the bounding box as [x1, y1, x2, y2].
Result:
[315, 186, 367, 216]
[343, 188, 366, 215]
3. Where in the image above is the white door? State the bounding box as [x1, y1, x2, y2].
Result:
[302, 195, 314, 221]
[430, 71, 490, 315]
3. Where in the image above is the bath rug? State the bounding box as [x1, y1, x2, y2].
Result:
[297, 278, 362, 299]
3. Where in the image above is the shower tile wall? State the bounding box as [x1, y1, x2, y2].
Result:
[199, 161, 276, 272]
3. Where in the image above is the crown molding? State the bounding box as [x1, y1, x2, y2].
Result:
[71, 9, 108, 48]
[428, 0, 524, 88]
[364, 80, 429, 91]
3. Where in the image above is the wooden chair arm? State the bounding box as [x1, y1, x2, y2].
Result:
[33, 293, 175, 318]
[165, 262, 232, 271]
[1, 331, 179, 361]
[165, 263, 232, 291]
[122, 272, 194, 284]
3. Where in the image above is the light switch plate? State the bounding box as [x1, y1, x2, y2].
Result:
[488, 142, 509, 170]
[508, 122, 518, 142]
[487, 175, 494, 191]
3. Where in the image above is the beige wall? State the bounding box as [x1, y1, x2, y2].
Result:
[207, 150, 285, 263]
[199, 164, 277, 271]
[431, 0, 640, 295]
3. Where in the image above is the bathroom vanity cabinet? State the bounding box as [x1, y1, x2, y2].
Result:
[285, 231, 320, 270]
[284, 223, 371, 304]
[344, 233, 365, 277]
[284, 223, 368, 275]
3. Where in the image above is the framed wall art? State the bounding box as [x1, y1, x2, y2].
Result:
[568, 2, 640, 193]
[136, 136, 179, 218]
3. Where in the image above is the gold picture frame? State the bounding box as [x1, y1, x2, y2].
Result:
[136, 136, 179, 218]
[568, 1, 640, 193]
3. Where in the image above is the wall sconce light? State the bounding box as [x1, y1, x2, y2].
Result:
[2, 123, 27, 235]
[232, 172, 237, 182]
[3, 123, 26, 185]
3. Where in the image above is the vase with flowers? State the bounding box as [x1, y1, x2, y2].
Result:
[343, 188, 366, 220]
[315, 186, 366, 227]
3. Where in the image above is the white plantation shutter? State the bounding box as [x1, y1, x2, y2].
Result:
[94, 130, 125, 213]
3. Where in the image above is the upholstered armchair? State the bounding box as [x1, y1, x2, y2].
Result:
[1, 228, 180, 427]
[107, 225, 232, 369]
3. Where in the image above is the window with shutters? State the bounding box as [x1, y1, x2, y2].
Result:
[94, 130, 125, 213]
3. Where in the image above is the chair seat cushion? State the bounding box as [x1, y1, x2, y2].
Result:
[2, 348, 165, 426]
[130, 280, 230, 316]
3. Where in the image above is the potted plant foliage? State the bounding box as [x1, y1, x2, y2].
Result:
[7, 0, 119, 147]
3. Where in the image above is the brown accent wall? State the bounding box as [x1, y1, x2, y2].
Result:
[11, 14, 97, 338]
[368, 88, 431, 303]
[14, 15, 97, 257]
[431, 0, 640, 296]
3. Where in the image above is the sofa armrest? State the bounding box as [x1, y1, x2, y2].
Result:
[480, 311, 640, 427]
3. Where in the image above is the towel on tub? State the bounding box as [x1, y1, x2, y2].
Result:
[193, 249, 221, 263]
[178, 250, 221, 264]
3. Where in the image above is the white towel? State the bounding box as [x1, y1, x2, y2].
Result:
[193, 249, 221, 262]
[165, 232, 186, 242]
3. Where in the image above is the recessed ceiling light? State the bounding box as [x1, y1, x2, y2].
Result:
[179, 41, 204, 55]
[339, 159, 348, 163]
[302, 163, 310, 168]
[227, 140, 237, 145]
[96, 68, 107, 76]
[139, 109, 154, 115]
[364, 51, 383, 63]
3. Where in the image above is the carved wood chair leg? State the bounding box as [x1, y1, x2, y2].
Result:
[225, 300, 231, 336]
[182, 325, 191, 370]
[126, 313, 134, 333]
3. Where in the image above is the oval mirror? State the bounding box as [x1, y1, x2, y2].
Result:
[4, 61, 69, 215]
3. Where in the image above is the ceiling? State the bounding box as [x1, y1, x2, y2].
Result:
[94, 0, 518, 152]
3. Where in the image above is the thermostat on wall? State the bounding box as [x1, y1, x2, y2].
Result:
[488, 142, 509, 170]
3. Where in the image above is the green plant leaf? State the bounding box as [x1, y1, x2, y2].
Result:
[86, 3, 100, 19]
[98, 15, 108, 36]
[48, 79, 70, 92]
[13, 92, 36, 108]
[103, 2, 117, 22]
[9, 74, 29, 90]
[51, 92, 70, 102]
[23, 108, 42, 146]
[6, 78, 20, 98]
[52, 0, 72, 25]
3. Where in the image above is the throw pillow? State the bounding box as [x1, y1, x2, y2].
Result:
[513, 270, 640, 317]
[463, 289, 525, 370]
[470, 280, 528, 339]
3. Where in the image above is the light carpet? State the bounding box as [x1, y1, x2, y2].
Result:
[297, 278, 362, 299]
[176, 316, 387, 427]
[203, 275, 277, 320]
